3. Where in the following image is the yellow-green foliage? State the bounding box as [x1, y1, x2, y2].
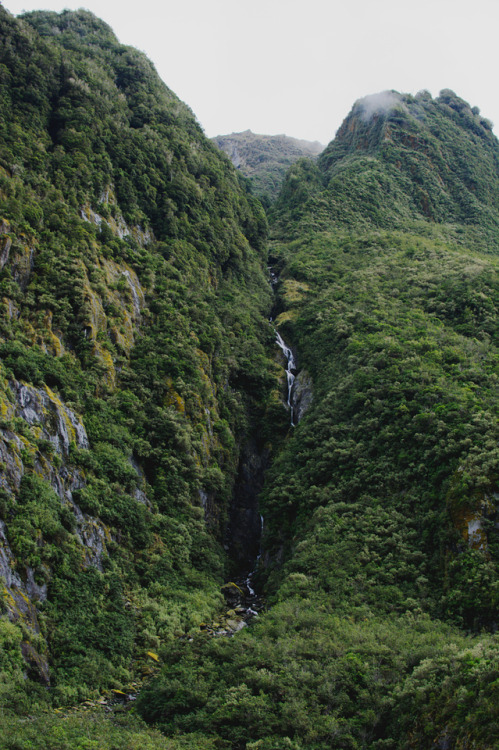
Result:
[275, 309, 298, 326]
[0, 3, 273, 711]
[163, 377, 185, 413]
[281, 278, 310, 303]
[0, 617, 24, 693]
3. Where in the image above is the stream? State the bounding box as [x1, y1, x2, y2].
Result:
[218, 326, 299, 633]
[275, 330, 297, 426]
[219, 269, 299, 633]
[211, 512, 265, 636]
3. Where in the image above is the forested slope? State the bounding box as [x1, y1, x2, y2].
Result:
[0, 6, 282, 724]
[139, 93, 499, 748]
[1, 8, 499, 748]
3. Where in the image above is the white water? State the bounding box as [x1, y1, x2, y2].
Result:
[245, 514, 264, 597]
[275, 331, 296, 426]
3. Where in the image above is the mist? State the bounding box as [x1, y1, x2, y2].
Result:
[356, 91, 403, 122]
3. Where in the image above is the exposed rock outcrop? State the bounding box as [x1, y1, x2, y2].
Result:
[0, 374, 111, 680]
[292, 369, 313, 423]
[225, 439, 268, 575]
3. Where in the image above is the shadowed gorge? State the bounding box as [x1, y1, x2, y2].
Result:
[0, 10, 498, 750]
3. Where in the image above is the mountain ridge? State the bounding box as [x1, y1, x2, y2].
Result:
[140, 88, 499, 748]
[0, 7, 498, 748]
[213, 130, 324, 204]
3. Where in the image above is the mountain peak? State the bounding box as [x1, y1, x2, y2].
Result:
[354, 90, 403, 121]
[20, 7, 117, 44]
[213, 131, 324, 202]
[312, 89, 499, 231]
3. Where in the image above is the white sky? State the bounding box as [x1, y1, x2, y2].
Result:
[3, 0, 499, 145]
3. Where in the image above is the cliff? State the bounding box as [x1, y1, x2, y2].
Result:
[0, 5, 279, 703]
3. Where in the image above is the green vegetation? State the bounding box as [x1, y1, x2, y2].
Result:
[0, 711, 220, 750]
[213, 130, 323, 205]
[138, 93, 499, 748]
[1, 8, 499, 749]
[138, 604, 499, 749]
[0, 4, 279, 712]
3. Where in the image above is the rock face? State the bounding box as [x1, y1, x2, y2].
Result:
[292, 369, 313, 423]
[0, 375, 113, 682]
[13, 380, 89, 454]
[225, 440, 268, 575]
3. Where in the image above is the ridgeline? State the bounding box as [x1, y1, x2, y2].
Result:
[0, 9, 498, 750]
[213, 130, 324, 205]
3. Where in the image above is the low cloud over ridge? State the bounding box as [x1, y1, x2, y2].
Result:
[356, 90, 402, 121]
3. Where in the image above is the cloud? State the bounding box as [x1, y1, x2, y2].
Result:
[356, 91, 402, 121]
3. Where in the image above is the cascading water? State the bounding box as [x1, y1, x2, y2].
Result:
[236, 517, 263, 619]
[275, 330, 296, 426]
[245, 514, 264, 598]
[221, 512, 264, 627]
[221, 273, 299, 627]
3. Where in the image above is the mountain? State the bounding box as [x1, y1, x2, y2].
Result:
[1, 7, 498, 748]
[272, 89, 499, 241]
[140, 92, 499, 748]
[0, 4, 283, 723]
[213, 130, 324, 204]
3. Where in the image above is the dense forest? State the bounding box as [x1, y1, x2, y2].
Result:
[0, 9, 498, 750]
[0, 7, 282, 742]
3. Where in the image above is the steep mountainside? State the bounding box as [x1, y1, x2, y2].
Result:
[140, 92, 499, 749]
[213, 130, 324, 204]
[0, 6, 285, 718]
[272, 89, 499, 245]
[1, 9, 499, 748]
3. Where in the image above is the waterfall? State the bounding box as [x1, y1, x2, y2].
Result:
[245, 514, 264, 597]
[275, 330, 296, 426]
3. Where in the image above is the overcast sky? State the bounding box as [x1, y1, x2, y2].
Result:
[3, 0, 498, 145]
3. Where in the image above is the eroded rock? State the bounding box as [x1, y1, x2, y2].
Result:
[292, 369, 313, 423]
